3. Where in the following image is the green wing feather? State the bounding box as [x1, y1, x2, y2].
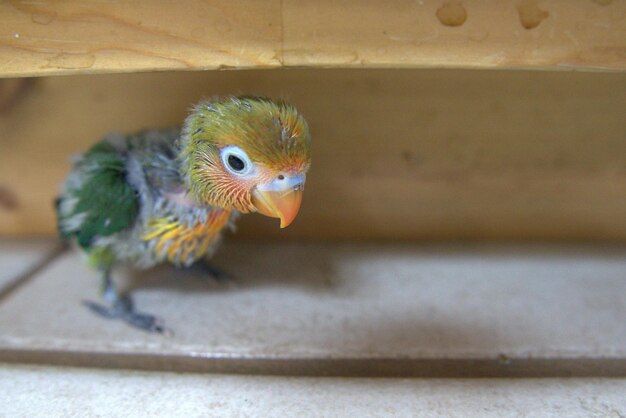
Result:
[56, 140, 139, 250]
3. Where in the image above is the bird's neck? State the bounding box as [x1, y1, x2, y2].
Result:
[163, 190, 228, 213]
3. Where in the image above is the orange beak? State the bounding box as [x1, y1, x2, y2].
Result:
[251, 186, 304, 228]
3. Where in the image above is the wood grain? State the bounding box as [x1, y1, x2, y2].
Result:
[0, 0, 625, 76]
[282, 0, 626, 71]
[0, 0, 283, 77]
[0, 69, 624, 240]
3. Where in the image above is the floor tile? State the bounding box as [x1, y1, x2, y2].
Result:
[0, 238, 60, 293]
[0, 363, 624, 418]
[0, 243, 624, 376]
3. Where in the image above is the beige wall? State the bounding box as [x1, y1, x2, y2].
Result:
[0, 69, 625, 241]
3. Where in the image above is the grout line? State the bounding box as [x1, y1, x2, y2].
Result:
[0, 349, 625, 378]
[0, 241, 68, 304]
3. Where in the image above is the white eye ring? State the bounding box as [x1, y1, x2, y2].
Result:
[220, 145, 254, 177]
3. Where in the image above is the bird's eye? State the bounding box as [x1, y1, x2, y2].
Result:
[228, 155, 245, 172]
[220, 146, 254, 176]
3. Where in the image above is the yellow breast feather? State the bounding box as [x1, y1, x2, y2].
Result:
[142, 209, 230, 265]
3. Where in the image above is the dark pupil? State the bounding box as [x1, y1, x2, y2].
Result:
[228, 155, 245, 172]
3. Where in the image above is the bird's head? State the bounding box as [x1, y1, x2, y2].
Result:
[180, 97, 311, 228]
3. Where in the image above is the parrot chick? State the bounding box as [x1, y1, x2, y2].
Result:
[56, 97, 311, 333]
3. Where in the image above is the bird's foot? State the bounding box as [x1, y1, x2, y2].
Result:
[83, 297, 170, 335]
[185, 262, 234, 284]
[201, 263, 233, 282]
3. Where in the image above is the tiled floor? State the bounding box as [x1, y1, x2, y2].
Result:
[0, 239, 625, 414]
[1, 364, 625, 417]
[0, 239, 60, 294]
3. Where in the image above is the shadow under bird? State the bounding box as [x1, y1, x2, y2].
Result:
[56, 97, 312, 333]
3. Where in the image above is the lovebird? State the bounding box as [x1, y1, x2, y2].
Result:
[56, 97, 311, 333]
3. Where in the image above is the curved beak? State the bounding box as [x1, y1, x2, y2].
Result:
[251, 174, 305, 228]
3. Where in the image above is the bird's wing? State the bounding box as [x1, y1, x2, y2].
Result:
[126, 128, 184, 194]
[56, 140, 139, 249]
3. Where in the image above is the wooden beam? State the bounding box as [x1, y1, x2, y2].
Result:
[0, 0, 624, 77]
[0, 0, 283, 77]
[282, 0, 626, 71]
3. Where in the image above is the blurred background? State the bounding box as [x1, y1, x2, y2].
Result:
[1, 69, 625, 242]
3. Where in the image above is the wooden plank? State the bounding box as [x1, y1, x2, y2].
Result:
[283, 0, 626, 71]
[0, 243, 625, 376]
[1, 365, 625, 417]
[0, 0, 625, 76]
[0, 69, 625, 240]
[0, 0, 283, 77]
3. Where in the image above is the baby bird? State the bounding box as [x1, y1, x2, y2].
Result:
[56, 97, 311, 333]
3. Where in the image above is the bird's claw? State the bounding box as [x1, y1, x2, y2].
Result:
[202, 263, 233, 283]
[82, 299, 172, 335]
[83, 300, 119, 319]
[184, 262, 234, 284]
[122, 310, 170, 335]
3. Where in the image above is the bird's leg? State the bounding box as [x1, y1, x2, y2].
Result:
[83, 268, 168, 334]
[182, 260, 233, 283]
[199, 261, 233, 282]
